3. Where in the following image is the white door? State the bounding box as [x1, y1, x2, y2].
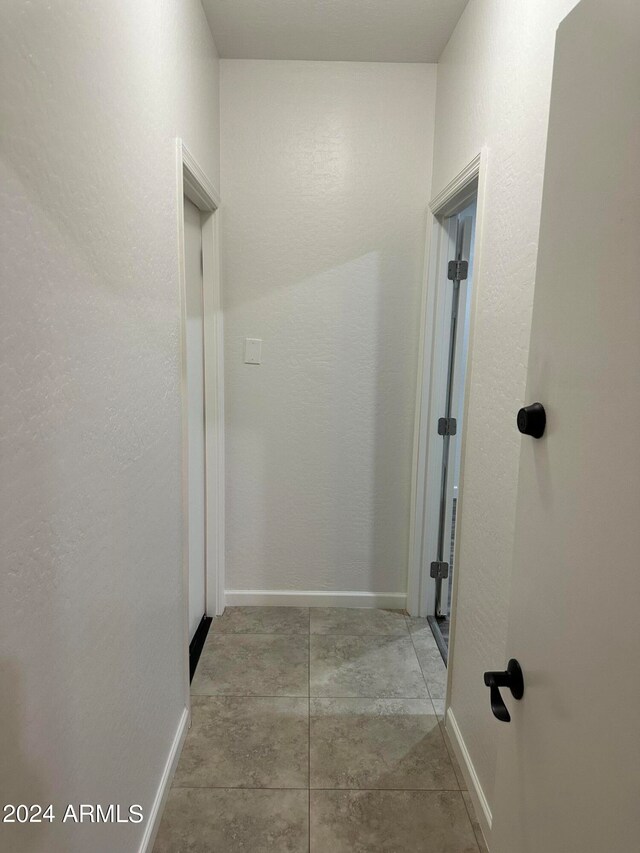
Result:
[184, 196, 206, 641]
[491, 2, 640, 851]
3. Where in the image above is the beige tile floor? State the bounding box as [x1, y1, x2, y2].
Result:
[153, 607, 488, 853]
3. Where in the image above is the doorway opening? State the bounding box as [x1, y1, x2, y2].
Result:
[427, 198, 476, 662]
[177, 141, 226, 693]
[408, 152, 485, 669]
[184, 194, 207, 649]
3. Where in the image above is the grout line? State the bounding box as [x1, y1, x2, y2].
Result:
[172, 785, 312, 791]
[308, 697, 438, 704]
[190, 693, 310, 698]
[189, 694, 310, 699]
[210, 631, 311, 636]
[211, 631, 410, 638]
[308, 787, 463, 793]
[171, 784, 466, 793]
[190, 693, 436, 700]
[309, 695, 433, 701]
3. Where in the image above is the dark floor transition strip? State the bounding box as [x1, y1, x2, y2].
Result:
[189, 616, 213, 682]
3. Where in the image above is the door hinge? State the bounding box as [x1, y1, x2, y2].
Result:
[438, 417, 457, 436]
[430, 561, 449, 580]
[448, 260, 468, 281]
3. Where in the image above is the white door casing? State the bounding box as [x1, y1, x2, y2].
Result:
[408, 153, 487, 620]
[490, 2, 640, 851]
[176, 141, 225, 719]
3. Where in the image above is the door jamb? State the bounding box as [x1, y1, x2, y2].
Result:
[407, 151, 488, 633]
[176, 140, 225, 711]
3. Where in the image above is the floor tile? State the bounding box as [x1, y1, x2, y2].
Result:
[310, 790, 479, 853]
[310, 607, 408, 636]
[310, 635, 428, 698]
[310, 698, 458, 790]
[192, 634, 309, 697]
[412, 633, 448, 698]
[174, 696, 308, 789]
[463, 791, 489, 853]
[153, 787, 309, 853]
[211, 606, 309, 635]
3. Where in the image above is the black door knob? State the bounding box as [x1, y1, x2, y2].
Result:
[517, 402, 546, 438]
[484, 659, 524, 722]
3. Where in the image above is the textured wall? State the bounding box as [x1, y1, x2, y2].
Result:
[221, 60, 437, 597]
[432, 0, 579, 828]
[0, 2, 219, 851]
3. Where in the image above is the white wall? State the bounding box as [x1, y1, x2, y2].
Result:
[0, 2, 219, 851]
[433, 0, 579, 835]
[220, 60, 436, 602]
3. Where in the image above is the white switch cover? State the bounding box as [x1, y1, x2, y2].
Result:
[244, 338, 262, 364]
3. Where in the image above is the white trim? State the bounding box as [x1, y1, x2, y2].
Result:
[429, 153, 482, 217]
[407, 149, 488, 618]
[138, 706, 189, 853]
[445, 707, 492, 845]
[176, 140, 226, 714]
[407, 214, 436, 619]
[182, 145, 221, 211]
[224, 590, 407, 610]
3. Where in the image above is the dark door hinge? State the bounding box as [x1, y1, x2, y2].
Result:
[430, 561, 449, 580]
[448, 260, 468, 281]
[438, 417, 457, 436]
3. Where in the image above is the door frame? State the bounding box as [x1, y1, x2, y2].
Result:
[176, 140, 225, 708]
[408, 151, 488, 630]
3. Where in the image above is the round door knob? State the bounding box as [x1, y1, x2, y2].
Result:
[517, 402, 546, 438]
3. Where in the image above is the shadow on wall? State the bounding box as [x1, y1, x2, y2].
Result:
[220, 62, 434, 595]
[224, 239, 425, 594]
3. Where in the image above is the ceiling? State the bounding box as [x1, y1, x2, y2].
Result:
[202, 0, 469, 63]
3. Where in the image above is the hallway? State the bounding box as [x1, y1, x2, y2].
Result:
[153, 607, 486, 852]
[4, 3, 639, 852]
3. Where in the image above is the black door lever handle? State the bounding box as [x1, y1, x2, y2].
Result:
[517, 402, 546, 438]
[483, 659, 524, 723]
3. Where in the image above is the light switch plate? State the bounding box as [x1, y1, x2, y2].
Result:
[244, 338, 262, 364]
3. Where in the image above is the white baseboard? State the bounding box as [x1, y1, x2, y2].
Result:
[224, 589, 407, 609]
[445, 707, 492, 846]
[138, 706, 189, 853]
